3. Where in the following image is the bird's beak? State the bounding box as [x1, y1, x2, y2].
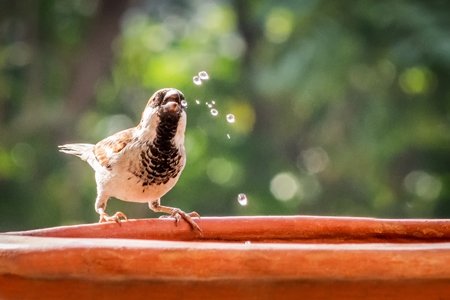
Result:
[162, 90, 183, 113]
[163, 101, 179, 113]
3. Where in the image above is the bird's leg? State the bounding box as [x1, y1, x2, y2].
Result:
[149, 199, 202, 233]
[95, 195, 127, 225]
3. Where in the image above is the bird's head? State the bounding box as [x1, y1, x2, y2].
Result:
[138, 88, 187, 146]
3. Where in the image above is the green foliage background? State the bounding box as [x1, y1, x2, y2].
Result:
[1, 0, 449, 231]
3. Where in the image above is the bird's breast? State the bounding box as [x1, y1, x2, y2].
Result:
[129, 141, 185, 188]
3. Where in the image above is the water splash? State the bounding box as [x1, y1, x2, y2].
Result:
[237, 193, 248, 206]
[193, 76, 202, 85]
[199, 71, 209, 80]
[226, 114, 235, 123]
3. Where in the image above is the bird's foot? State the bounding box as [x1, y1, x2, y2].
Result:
[160, 209, 202, 234]
[99, 211, 127, 225]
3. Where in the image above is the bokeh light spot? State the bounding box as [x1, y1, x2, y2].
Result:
[299, 147, 329, 174]
[404, 170, 442, 201]
[399, 67, 436, 95]
[207, 157, 234, 185]
[270, 172, 300, 201]
[265, 8, 294, 43]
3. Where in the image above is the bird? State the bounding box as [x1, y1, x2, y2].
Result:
[59, 88, 201, 233]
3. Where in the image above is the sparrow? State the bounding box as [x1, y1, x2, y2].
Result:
[59, 88, 201, 233]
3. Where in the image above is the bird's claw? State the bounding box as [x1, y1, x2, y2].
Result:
[187, 211, 201, 219]
[99, 211, 127, 225]
[160, 209, 202, 234]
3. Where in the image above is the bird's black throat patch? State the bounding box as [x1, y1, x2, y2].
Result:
[133, 111, 183, 187]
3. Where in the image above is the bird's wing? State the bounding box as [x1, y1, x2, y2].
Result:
[94, 128, 134, 168]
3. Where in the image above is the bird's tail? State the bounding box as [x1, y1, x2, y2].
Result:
[59, 143, 95, 164]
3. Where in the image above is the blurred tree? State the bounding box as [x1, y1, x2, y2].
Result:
[0, 0, 449, 231]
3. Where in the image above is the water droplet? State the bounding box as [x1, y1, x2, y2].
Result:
[226, 114, 235, 123]
[193, 76, 202, 85]
[211, 100, 216, 105]
[199, 71, 209, 80]
[207, 104, 213, 108]
[210, 109, 218, 116]
[245, 241, 251, 245]
[227, 134, 231, 139]
[237, 193, 247, 206]
[181, 100, 188, 107]
[195, 100, 200, 104]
